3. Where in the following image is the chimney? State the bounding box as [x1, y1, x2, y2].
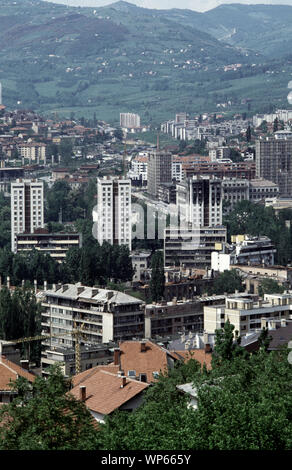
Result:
[52, 283, 56, 291]
[119, 374, 127, 388]
[34, 279, 37, 294]
[281, 318, 287, 328]
[20, 360, 29, 371]
[114, 348, 120, 366]
[7, 276, 10, 289]
[261, 318, 267, 329]
[140, 340, 147, 352]
[79, 386, 86, 402]
[44, 280, 47, 291]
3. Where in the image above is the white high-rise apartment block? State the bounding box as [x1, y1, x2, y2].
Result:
[97, 176, 132, 250]
[11, 179, 44, 253]
[120, 113, 141, 129]
[177, 175, 222, 227]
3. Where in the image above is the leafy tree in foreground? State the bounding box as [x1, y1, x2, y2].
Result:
[0, 365, 100, 450]
[98, 343, 292, 450]
[211, 318, 248, 367]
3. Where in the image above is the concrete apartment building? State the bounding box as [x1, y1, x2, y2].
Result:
[221, 178, 249, 212]
[11, 179, 44, 253]
[120, 113, 141, 129]
[249, 178, 279, 202]
[145, 295, 225, 339]
[211, 235, 277, 272]
[204, 293, 292, 337]
[41, 283, 145, 349]
[209, 146, 231, 161]
[220, 178, 279, 212]
[147, 148, 172, 197]
[17, 142, 46, 163]
[164, 226, 227, 268]
[41, 343, 115, 377]
[96, 176, 132, 250]
[15, 230, 82, 262]
[177, 175, 223, 228]
[256, 134, 292, 196]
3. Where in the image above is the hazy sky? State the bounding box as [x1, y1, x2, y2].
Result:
[48, 0, 292, 12]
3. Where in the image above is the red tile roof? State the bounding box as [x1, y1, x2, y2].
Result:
[70, 368, 148, 416]
[117, 340, 178, 383]
[0, 357, 36, 391]
[170, 349, 213, 370]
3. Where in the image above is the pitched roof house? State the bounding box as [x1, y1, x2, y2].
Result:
[0, 356, 36, 405]
[112, 339, 179, 383]
[70, 366, 149, 423]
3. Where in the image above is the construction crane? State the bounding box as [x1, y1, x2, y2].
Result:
[10, 322, 87, 375]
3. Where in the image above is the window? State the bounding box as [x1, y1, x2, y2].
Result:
[140, 373, 147, 383]
[128, 370, 136, 378]
[152, 371, 159, 379]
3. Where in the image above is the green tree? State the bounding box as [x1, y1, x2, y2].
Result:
[0, 365, 100, 450]
[258, 278, 285, 297]
[211, 319, 247, 366]
[258, 327, 273, 351]
[210, 269, 245, 295]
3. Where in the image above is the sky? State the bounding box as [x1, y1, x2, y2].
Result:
[48, 0, 292, 12]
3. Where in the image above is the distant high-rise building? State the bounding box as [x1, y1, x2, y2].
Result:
[96, 176, 132, 250]
[120, 113, 140, 129]
[147, 148, 172, 197]
[256, 134, 292, 196]
[11, 179, 44, 253]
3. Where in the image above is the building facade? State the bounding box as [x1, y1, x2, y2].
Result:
[120, 113, 141, 129]
[11, 179, 44, 253]
[15, 230, 82, 262]
[177, 175, 223, 227]
[164, 226, 227, 268]
[204, 293, 292, 337]
[256, 136, 292, 196]
[41, 283, 145, 348]
[96, 176, 132, 250]
[147, 149, 172, 197]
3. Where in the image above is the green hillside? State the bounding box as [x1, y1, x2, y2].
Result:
[0, 0, 292, 124]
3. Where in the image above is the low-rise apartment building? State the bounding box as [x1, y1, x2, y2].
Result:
[164, 226, 227, 268]
[41, 283, 145, 350]
[145, 295, 225, 339]
[41, 343, 115, 377]
[204, 293, 292, 337]
[15, 230, 82, 262]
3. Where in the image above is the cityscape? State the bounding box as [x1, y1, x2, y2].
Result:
[0, 0, 292, 456]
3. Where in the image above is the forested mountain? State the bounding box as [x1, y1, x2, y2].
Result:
[1, 1, 292, 123]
